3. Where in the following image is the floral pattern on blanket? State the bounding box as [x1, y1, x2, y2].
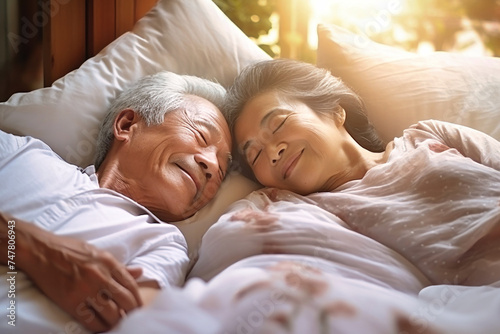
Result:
[189, 189, 430, 294]
[115, 254, 500, 334]
[211, 260, 441, 334]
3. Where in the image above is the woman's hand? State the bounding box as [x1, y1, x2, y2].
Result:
[1, 212, 143, 332]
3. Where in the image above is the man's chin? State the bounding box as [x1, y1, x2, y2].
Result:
[153, 201, 209, 223]
[153, 209, 192, 222]
[151, 189, 218, 222]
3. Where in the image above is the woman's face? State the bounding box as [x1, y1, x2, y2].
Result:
[234, 90, 350, 195]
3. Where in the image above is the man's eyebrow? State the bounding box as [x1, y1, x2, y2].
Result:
[196, 119, 232, 164]
[196, 118, 218, 133]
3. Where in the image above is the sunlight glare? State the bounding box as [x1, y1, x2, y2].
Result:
[307, 0, 407, 48]
[310, 0, 404, 19]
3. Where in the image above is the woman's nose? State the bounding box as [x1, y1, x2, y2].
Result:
[269, 143, 287, 166]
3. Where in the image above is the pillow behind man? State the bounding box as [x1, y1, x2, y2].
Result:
[316, 23, 500, 143]
[0, 0, 267, 259]
[0, 0, 269, 168]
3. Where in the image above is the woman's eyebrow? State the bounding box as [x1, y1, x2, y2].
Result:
[260, 108, 280, 127]
[240, 108, 284, 155]
[241, 140, 252, 156]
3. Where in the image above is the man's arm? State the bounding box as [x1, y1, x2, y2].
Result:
[0, 211, 144, 333]
[138, 281, 161, 306]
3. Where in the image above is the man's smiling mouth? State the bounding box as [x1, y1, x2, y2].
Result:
[176, 163, 201, 196]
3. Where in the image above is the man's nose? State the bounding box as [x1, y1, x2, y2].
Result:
[195, 149, 218, 180]
[268, 143, 287, 166]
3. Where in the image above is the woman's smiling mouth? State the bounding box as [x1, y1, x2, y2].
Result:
[282, 149, 304, 180]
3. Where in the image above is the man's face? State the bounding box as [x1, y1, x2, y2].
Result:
[121, 95, 232, 221]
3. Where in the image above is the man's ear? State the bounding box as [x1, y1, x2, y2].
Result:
[114, 109, 141, 142]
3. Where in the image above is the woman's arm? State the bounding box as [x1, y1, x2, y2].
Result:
[0, 211, 144, 332]
[412, 120, 500, 171]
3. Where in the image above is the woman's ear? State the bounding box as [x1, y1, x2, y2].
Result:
[332, 106, 346, 126]
[114, 109, 141, 142]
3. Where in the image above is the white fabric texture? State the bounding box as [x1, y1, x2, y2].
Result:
[172, 120, 500, 334]
[305, 120, 500, 286]
[110, 257, 500, 334]
[179, 120, 500, 333]
[316, 24, 500, 143]
[1, 0, 500, 331]
[0, 130, 189, 334]
[0, 0, 266, 256]
[0, 0, 269, 168]
[189, 188, 430, 294]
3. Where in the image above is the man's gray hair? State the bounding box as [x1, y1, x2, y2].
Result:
[94, 71, 226, 169]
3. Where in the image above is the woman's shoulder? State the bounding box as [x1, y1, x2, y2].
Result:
[404, 119, 474, 141]
[408, 119, 460, 132]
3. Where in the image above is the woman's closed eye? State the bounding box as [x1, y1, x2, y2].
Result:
[251, 149, 262, 166]
[272, 114, 291, 134]
[249, 114, 291, 165]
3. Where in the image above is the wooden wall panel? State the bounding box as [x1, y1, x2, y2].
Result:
[134, 0, 158, 21]
[115, 0, 135, 37]
[43, 0, 157, 86]
[43, 0, 86, 87]
[86, 0, 115, 56]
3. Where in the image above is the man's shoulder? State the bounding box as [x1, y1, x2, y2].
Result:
[0, 129, 64, 164]
[0, 130, 30, 158]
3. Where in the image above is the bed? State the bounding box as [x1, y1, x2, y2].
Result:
[1, 0, 500, 333]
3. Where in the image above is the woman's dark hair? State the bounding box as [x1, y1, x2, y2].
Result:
[225, 58, 385, 151]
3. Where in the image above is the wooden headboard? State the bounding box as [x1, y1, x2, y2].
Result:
[43, 0, 157, 86]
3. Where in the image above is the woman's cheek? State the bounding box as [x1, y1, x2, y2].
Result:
[255, 166, 276, 187]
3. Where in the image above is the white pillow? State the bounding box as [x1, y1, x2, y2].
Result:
[316, 24, 500, 142]
[0, 0, 270, 167]
[0, 0, 267, 252]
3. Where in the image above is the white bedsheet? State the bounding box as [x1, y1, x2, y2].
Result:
[163, 186, 499, 333]
[111, 256, 500, 334]
[8, 179, 498, 333]
[189, 190, 430, 294]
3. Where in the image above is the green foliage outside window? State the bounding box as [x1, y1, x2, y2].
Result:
[389, 0, 500, 55]
[214, 0, 500, 57]
[213, 0, 277, 57]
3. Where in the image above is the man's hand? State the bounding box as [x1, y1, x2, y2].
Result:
[1, 213, 143, 332]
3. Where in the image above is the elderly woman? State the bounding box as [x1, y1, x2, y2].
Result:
[224, 58, 500, 287]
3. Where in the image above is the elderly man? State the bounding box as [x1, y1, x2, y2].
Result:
[0, 71, 231, 333]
